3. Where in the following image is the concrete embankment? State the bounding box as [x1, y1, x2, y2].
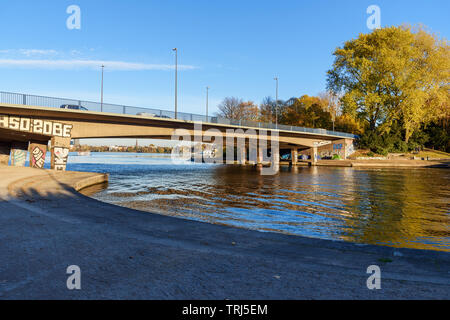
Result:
[0, 166, 448, 299]
[280, 159, 450, 168]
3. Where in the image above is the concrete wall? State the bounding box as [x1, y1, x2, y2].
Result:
[11, 142, 28, 167]
[29, 142, 47, 169]
[299, 139, 355, 160]
[0, 142, 11, 165]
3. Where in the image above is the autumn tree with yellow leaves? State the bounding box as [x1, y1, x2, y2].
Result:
[327, 25, 449, 150]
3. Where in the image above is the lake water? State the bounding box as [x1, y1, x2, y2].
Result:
[65, 152, 449, 252]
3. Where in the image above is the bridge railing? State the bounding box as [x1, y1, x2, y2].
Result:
[0, 91, 357, 139]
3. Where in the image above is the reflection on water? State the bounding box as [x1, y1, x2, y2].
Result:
[72, 153, 450, 252]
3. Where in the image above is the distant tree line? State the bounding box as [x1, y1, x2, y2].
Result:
[73, 144, 173, 153]
[215, 25, 449, 154]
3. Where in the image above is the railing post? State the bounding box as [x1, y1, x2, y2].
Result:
[22, 94, 26, 105]
[123, 106, 126, 114]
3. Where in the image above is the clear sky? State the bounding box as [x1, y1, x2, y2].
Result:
[0, 0, 448, 146]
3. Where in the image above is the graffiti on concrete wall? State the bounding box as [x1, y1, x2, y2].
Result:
[332, 143, 345, 158]
[54, 147, 69, 171]
[317, 141, 355, 159]
[31, 146, 46, 169]
[347, 141, 355, 156]
[0, 115, 73, 138]
[12, 149, 27, 167]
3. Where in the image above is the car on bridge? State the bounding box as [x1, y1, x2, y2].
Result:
[60, 104, 88, 111]
[136, 112, 157, 117]
[136, 112, 172, 119]
[155, 114, 172, 119]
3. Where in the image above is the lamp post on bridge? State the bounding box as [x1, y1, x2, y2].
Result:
[274, 77, 279, 129]
[101, 65, 105, 112]
[206, 86, 210, 122]
[172, 48, 178, 119]
[331, 103, 335, 131]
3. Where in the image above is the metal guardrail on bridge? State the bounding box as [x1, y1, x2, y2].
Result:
[0, 91, 357, 139]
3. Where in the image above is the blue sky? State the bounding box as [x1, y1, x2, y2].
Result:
[0, 0, 448, 145]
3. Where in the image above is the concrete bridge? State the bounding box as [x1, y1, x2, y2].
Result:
[0, 95, 356, 171]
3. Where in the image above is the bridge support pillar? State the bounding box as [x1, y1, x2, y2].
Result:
[11, 142, 29, 167]
[311, 146, 318, 165]
[291, 148, 298, 165]
[238, 146, 246, 164]
[29, 141, 48, 169]
[272, 148, 280, 164]
[343, 139, 350, 159]
[51, 137, 71, 171]
[257, 147, 264, 165]
[0, 141, 11, 166]
[73, 139, 81, 147]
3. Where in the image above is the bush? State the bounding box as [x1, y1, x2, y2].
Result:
[423, 123, 449, 153]
[374, 145, 389, 156]
[357, 120, 449, 155]
[332, 154, 341, 160]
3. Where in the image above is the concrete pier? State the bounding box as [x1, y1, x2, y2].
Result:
[312, 146, 318, 165]
[257, 146, 264, 164]
[10, 142, 28, 167]
[0, 141, 11, 165]
[29, 141, 47, 169]
[238, 146, 246, 165]
[291, 148, 298, 165]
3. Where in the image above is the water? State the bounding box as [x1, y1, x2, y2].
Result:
[66, 152, 449, 252]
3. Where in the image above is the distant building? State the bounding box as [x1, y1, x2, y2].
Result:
[285, 98, 298, 107]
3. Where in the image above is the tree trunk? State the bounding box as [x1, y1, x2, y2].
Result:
[405, 128, 410, 144]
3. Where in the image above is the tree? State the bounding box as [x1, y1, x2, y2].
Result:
[281, 95, 333, 129]
[259, 96, 277, 123]
[216, 97, 259, 120]
[327, 25, 450, 143]
[318, 91, 341, 126]
[335, 114, 365, 135]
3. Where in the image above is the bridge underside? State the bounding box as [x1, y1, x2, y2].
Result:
[0, 104, 355, 170]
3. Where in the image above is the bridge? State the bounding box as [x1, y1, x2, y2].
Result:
[0, 91, 356, 171]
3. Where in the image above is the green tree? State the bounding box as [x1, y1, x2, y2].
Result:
[327, 25, 449, 143]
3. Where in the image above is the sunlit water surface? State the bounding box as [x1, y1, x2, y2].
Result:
[65, 152, 449, 252]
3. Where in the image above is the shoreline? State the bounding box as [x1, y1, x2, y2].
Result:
[279, 159, 450, 168]
[0, 166, 448, 299]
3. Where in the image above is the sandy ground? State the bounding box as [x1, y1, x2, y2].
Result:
[0, 166, 448, 299]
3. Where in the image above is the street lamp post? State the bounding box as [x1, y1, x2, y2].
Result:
[101, 65, 105, 112]
[274, 77, 279, 129]
[206, 86, 210, 122]
[331, 104, 335, 131]
[172, 48, 178, 119]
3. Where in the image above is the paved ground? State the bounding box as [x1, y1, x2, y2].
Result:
[286, 159, 450, 168]
[0, 166, 448, 299]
